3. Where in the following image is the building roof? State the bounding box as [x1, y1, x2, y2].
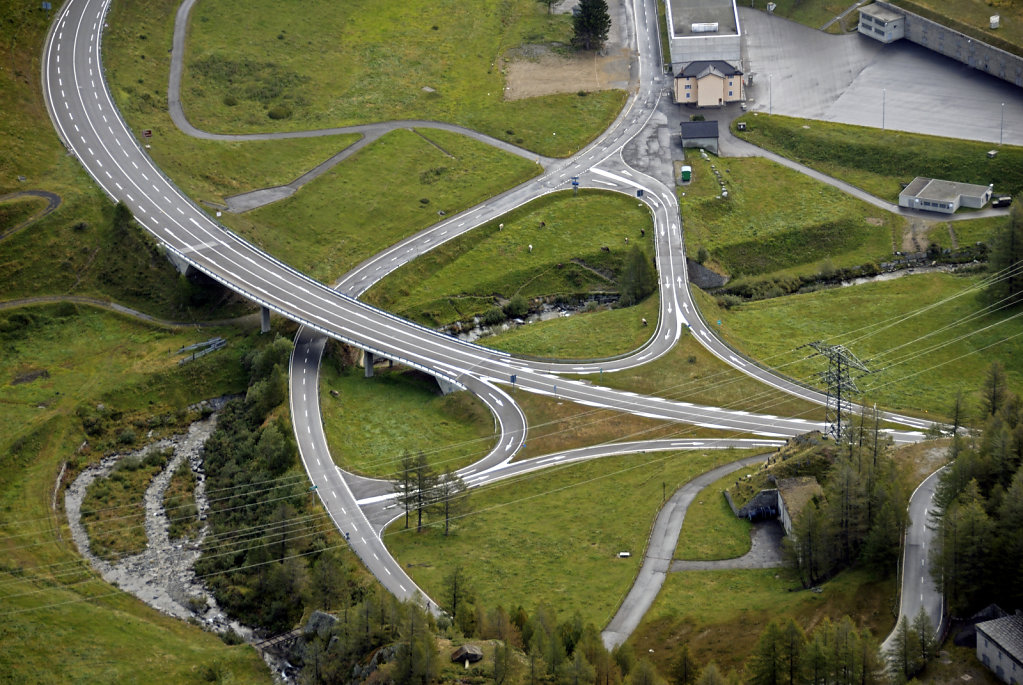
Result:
[977, 615, 1023, 662]
[668, 0, 739, 37]
[900, 177, 992, 202]
[679, 60, 742, 79]
[680, 120, 719, 139]
[858, 3, 904, 23]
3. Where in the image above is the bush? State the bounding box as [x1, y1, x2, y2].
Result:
[267, 104, 292, 120]
[696, 246, 709, 264]
[117, 429, 137, 445]
[482, 307, 506, 326]
[503, 295, 528, 319]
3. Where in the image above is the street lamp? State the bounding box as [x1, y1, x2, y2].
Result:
[769, 74, 772, 115]
[882, 88, 886, 130]
[1001, 102, 1005, 145]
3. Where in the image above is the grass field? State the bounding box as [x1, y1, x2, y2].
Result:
[589, 330, 825, 423]
[485, 294, 661, 359]
[633, 567, 894, 674]
[220, 128, 541, 283]
[692, 271, 1023, 417]
[102, 0, 380, 206]
[364, 190, 654, 328]
[385, 449, 760, 630]
[0, 305, 269, 682]
[318, 363, 496, 478]
[734, 115, 1023, 202]
[752, 0, 856, 32]
[177, 0, 625, 155]
[681, 155, 898, 280]
[675, 470, 752, 561]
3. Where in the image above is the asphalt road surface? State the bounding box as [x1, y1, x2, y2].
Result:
[41, 0, 997, 643]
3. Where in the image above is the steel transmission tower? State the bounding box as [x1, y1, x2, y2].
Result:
[799, 341, 871, 441]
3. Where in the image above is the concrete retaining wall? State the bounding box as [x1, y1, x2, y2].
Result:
[874, 1, 1023, 87]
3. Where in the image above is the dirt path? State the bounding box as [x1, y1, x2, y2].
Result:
[0, 295, 260, 329]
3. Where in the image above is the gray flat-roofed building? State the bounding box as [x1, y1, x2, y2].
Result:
[857, 3, 905, 43]
[976, 615, 1023, 684]
[898, 177, 993, 214]
[666, 0, 741, 72]
[680, 120, 720, 154]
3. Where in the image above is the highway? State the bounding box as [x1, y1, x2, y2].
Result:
[43, 0, 941, 639]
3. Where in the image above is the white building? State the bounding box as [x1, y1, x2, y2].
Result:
[857, 4, 905, 44]
[977, 615, 1023, 685]
[898, 177, 993, 214]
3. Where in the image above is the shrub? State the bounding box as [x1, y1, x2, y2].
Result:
[117, 429, 137, 445]
[267, 104, 292, 120]
[482, 307, 506, 326]
[222, 94, 237, 106]
[503, 294, 528, 319]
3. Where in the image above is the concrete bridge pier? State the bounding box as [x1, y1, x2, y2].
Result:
[436, 377, 461, 395]
[364, 351, 374, 378]
[260, 306, 271, 333]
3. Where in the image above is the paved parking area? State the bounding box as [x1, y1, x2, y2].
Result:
[739, 7, 1023, 145]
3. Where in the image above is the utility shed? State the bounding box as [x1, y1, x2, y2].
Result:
[898, 177, 993, 214]
[976, 614, 1023, 684]
[679, 120, 719, 155]
[857, 3, 905, 43]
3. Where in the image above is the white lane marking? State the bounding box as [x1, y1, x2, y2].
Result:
[373, 553, 379, 560]
[331, 491, 337, 498]
[385, 568, 391, 575]
[316, 458, 321, 466]
[399, 584, 407, 592]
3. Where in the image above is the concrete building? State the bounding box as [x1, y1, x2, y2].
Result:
[857, 1, 1023, 88]
[976, 614, 1023, 684]
[666, 0, 742, 82]
[674, 60, 744, 106]
[898, 177, 993, 214]
[679, 120, 720, 154]
[857, 3, 905, 44]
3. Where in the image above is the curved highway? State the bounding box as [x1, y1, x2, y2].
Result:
[44, 0, 938, 636]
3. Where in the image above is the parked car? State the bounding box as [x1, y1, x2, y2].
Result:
[992, 196, 1013, 208]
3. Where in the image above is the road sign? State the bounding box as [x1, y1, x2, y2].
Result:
[510, 374, 517, 384]
[636, 189, 644, 197]
[143, 129, 152, 138]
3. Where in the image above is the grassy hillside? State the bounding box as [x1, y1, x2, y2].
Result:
[0, 305, 270, 682]
[734, 115, 1023, 202]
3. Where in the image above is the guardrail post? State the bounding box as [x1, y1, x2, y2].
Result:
[260, 306, 271, 333]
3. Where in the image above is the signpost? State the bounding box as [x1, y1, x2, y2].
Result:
[143, 129, 152, 138]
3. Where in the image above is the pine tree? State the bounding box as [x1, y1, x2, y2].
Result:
[573, 0, 612, 51]
[986, 202, 1023, 307]
[619, 245, 657, 306]
[669, 644, 700, 685]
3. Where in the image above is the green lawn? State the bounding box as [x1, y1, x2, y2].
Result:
[364, 190, 654, 328]
[675, 470, 752, 561]
[681, 155, 898, 280]
[486, 294, 661, 359]
[220, 128, 541, 283]
[752, 0, 855, 31]
[590, 330, 825, 423]
[0, 305, 268, 682]
[633, 568, 894, 673]
[385, 449, 759, 630]
[178, 0, 625, 155]
[734, 115, 1023, 202]
[693, 271, 1023, 417]
[318, 363, 496, 478]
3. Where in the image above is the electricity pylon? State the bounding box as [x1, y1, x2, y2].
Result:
[798, 341, 871, 442]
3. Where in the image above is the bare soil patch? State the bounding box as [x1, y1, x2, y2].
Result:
[11, 368, 49, 385]
[503, 44, 632, 100]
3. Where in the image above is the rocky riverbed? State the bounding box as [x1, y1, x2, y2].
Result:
[64, 400, 252, 638]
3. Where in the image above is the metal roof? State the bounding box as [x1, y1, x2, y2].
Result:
[900, 177, 992, 202]
[679, 60, 743, 78]
[977, 615, 1023, 662]
[680, 120, 720, 139]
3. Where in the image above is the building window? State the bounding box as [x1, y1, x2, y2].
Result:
[685, 84, 692, 90]
[728, 91, 733, 96]
[686, 93, 690, 99]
